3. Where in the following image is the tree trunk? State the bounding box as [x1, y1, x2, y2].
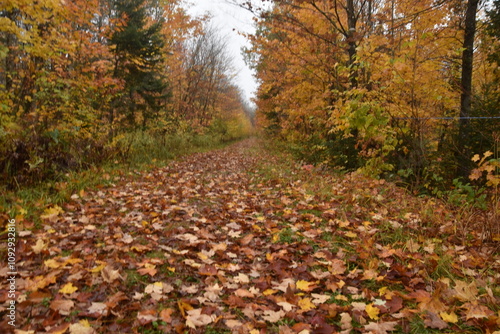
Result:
[456, 0, 479, 178]
[346, 0, 358, 88]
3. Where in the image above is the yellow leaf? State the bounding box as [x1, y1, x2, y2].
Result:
[296, 280, 316, 292]
[66, 258, 83, 265]
[32, 239, 47, 254]
[345, 231, 357, 238]
[60, 282, 78, 294]
[440, 312, 458, 323]
[298, 298, 316, 311]
[89, 261, 106, 273]
[252, 224, 263, 232]
[40, 205, 63, 221]
[44, 259, 62, 269]
[335, 294, 348, 301]
[471, 154, 480, 162]
[167, 267, 176, 272]
[263, 289, 278, 296]
[197, 252, 209, 260]
[378, 287, 388, 296]
[366, 303, 380, 320]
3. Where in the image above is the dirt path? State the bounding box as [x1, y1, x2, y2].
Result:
[1, 139, 498, 333]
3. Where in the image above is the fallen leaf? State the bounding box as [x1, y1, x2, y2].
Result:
[424, 311, 448, 329]
[41, 205, 63, 222]
[261, 309, 285, 323]
[101, 266, 123, 282]
[88, 302, 108, 316]
[186, 308, 215, 328]
[340, 312, 352, 332]
[50, 299, 75, 315]
[59, 282, 78, 295]
[297, 280, 316, 292]
[462, 301, 494, 320]
[69, 319, 96, 334]
[137, 309, 158, 325]
[32, 239, 47, 254]
[440, 311, 458, 323]
[364, 321, 398, 334]
[366, 303, 380, 320]
[159, 308, 174, 323]
[298, 298, 316, 311]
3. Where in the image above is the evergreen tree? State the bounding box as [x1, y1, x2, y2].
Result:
[110, 0, 169, 127]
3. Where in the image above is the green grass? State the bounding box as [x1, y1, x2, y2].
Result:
[125, 270, 149, 288]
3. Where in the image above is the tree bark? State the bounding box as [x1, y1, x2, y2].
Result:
[457, 0, 479, 178]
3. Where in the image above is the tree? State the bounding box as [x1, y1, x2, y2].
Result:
[456, 0, 480, 178]
[110, 0, 169, 128]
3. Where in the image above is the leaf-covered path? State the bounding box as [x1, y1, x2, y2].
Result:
[2, 139, 499, 333]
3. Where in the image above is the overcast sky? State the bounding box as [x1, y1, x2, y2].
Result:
[183, 0, 259, 103]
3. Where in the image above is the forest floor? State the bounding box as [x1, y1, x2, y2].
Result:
[1, 138, 499, 334]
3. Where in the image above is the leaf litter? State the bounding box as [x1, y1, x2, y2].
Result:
[0, 139, 498, 333]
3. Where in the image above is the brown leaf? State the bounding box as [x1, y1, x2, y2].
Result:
[105, 291, 128, 309]
[424, 311, 448, 329]
[462, 301, 494, 320]
[240, 233, 255, 245]
[50, 299, 75, 315]
[199, 264, 218, 276]
[364, 321, 398, 333]
[330, 259, 346, 275]
[101, 266, 123, 283]
[137, 309, 158, 325]
[137, 267, 157, 277]
[159, 308, 174, 323]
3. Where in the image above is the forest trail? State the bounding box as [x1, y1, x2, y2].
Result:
[1, 139, 498, 333]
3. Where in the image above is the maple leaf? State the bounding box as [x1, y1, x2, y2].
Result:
[137, 309, 158, 325]
[453, 280, 478, 302]
[440, 311, 458, 323]
[261, 309, 286, 323]
[186, 308, 216, 328]
[298, 298, 316, 311]
[137, 266, 157, 276]
[330, 259, 347, 275]
[277, 301, 296, 312]
[365, 303, 380, 320]
[50, 299, 75, 315]
[88, 302, 109, 316]
[364, 321, 398, 334]
[297, 280, 317, 292]
[311, 293, 330, 304]
[31, 239, 48, 254]
[424, 311, 448, 329]
[145, 282, 163, 298]
[69, 320, 96, 334]
[101, 266, 123, 283]
[225, 319, 243, 329]
[199, 264, 218, 276]
[41, 205, 63, 222]
[235, 288, 255, 298]
[235, 273, 250, 284]
[339, 312, 353, 333]
[462, 301, 494, 320]
[59, 282, 78, 294]
[159, 308, 174, 323]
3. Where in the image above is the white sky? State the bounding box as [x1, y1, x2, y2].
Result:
[183, 0, 258, 103]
